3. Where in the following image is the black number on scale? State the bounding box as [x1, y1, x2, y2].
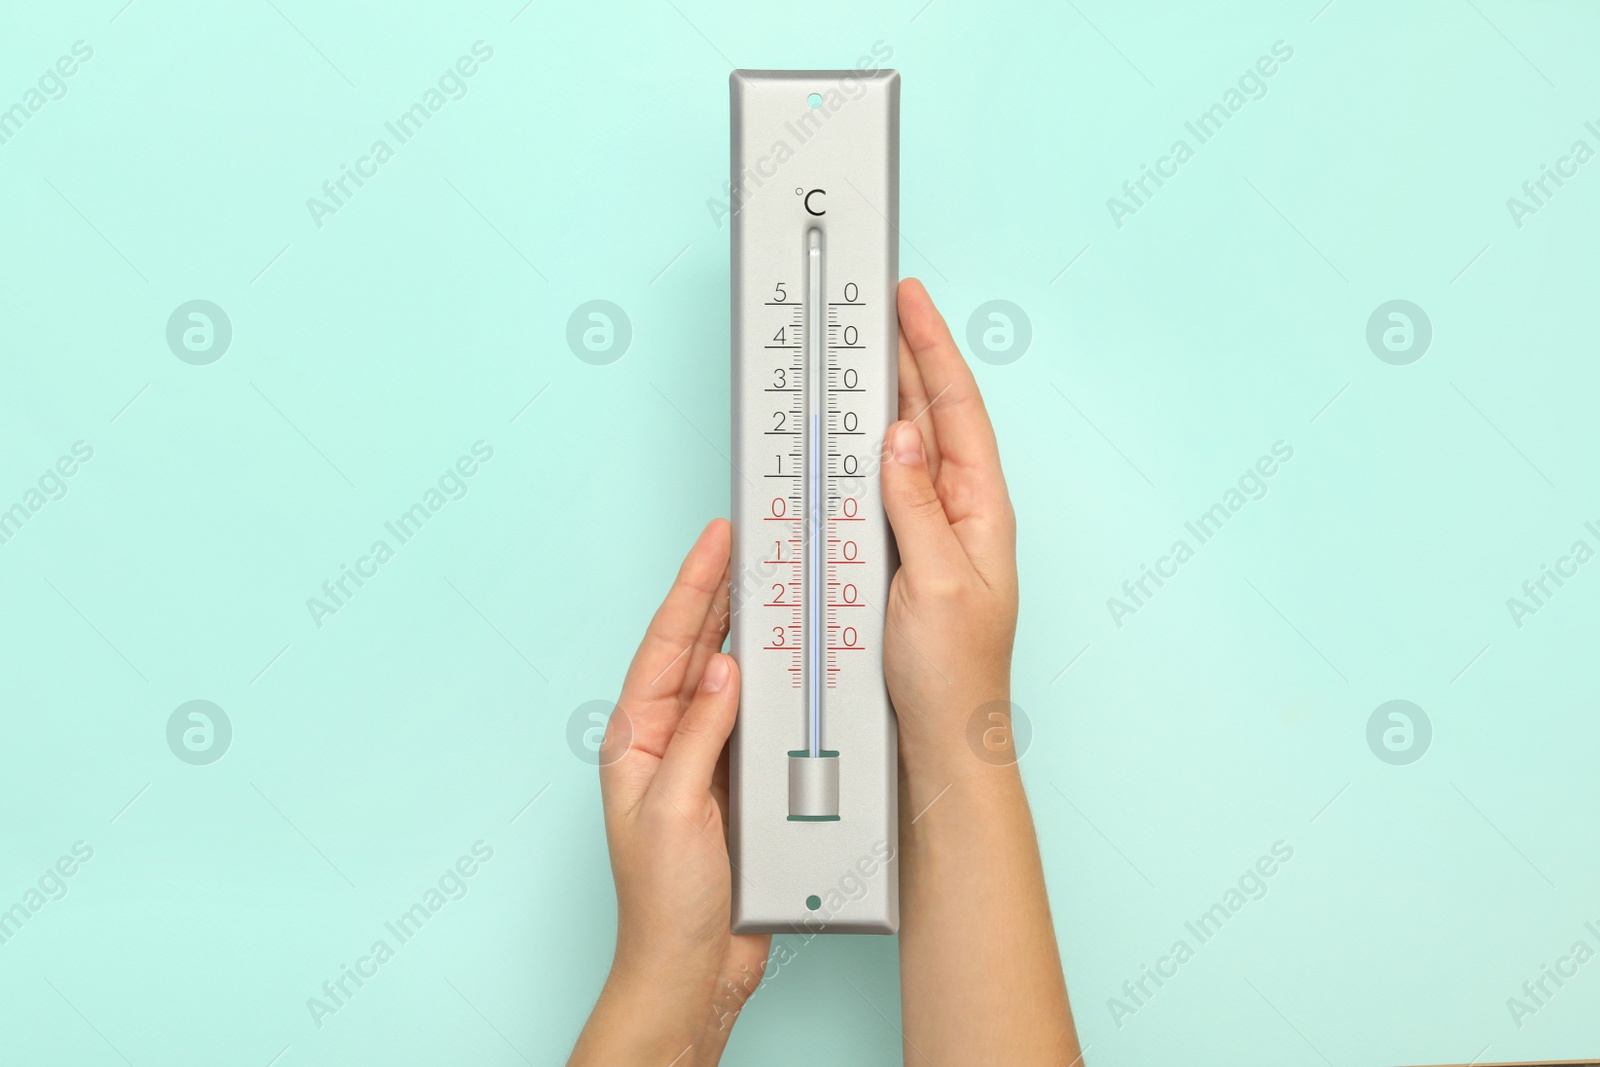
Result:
[843, 368, 858, 388]
[774, 326, 785, 343]
[773, 411, 786, 431]
[844, 282, 858, 302]
[842, 412, 858, 432]
[843, 326, 858, 346]
[774, 368, 786, 388]
[773, 284, 787, 302]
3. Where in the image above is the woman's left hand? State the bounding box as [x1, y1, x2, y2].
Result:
[569, 519, 771, 1067]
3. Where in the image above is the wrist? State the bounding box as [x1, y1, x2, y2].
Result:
[895, 687, 1022, 784]
[571, 961, 722, 1067]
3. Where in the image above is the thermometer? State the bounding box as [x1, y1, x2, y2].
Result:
[728, 69, 899, 934]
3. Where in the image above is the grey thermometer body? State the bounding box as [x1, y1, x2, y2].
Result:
[729, 69, 900, 934]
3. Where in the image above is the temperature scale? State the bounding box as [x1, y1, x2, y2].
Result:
[728, 69, 900, 934]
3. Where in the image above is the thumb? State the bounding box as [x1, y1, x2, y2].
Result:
[880, 421, 964, 575]
[653, 653, 740, 807]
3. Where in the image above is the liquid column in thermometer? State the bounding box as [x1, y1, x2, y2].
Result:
[804, 227, 824, 759]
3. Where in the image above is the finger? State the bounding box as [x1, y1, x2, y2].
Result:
[603, 520, 730, 812]
[677, 554, 733, 709]
[898, 280, 1015, 573]
[880, 420, 965, 577]
[653, 652, 740, 808]
[619, 519, 729, 739]
[897, 279, 1006, 507]
[896, 328, 942, 484]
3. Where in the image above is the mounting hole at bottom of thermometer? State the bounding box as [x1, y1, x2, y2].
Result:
[787, 750, 840, 821]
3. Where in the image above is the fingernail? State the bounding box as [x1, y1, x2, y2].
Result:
[890, 422, 923, 464]
[699, 654, 730, 693]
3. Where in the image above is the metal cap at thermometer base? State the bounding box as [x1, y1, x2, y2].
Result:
[787, 752, 840, 820]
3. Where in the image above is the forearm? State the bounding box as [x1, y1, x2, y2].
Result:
[897, 737, 1080, 1065]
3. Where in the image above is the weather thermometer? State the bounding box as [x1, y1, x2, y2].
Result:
[728, 69, 899, 934]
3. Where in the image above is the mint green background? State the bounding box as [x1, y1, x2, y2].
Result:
[2, 2, 1598, 1065]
